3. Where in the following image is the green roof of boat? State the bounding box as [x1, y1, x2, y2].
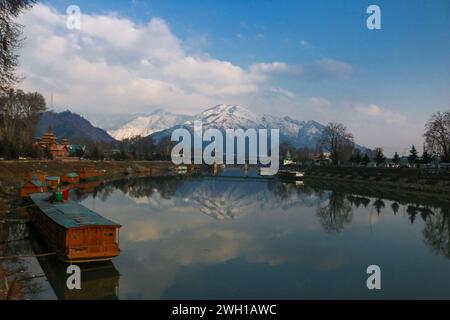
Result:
[29, 193, 121, 229]
[45, 176, 60, 181]
[66, 172, 79, 178]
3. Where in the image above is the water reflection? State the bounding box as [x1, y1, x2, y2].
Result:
[317, 191, 353, 233]
[3, 168, 450, 299]
[70, 171, 450, 299]
[423, 207, 450, 259]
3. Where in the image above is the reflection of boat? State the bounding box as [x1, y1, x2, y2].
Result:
[258, 167, 275, 176]
[62, 172, 79, 184]
[29, 192, 121, 263]
[172, 165, 188, 175]
[79, 167, 104, 181]
[29, 230, 120, 300]
[75, 180, 104, 193]
[277, 169, 305, 180]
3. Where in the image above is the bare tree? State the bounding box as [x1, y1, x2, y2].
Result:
[319, 122, 354, 165]
[424, 111, 450, 162]
[0, 89, 46, 158]
[0, 0, 36, 92]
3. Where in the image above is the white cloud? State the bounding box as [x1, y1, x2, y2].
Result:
[269, 87, 296, 99]
[16, 4, 355, 116]
[17, 4, 268, 114]
[355, 104, 407, 125]
[250, 62, 290, 74]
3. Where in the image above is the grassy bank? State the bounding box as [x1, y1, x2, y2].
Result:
[304, 166, 450, 195]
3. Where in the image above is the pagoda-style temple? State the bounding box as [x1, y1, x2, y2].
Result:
[34, 126, 70, 160]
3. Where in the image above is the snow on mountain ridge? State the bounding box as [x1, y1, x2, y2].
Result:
[106, 104, 327, 149]
[108, 109, 192, 140]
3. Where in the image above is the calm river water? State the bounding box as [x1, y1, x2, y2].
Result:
[3, 168, 450, 299]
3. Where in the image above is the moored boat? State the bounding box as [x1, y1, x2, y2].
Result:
[45, 176, 61, 188]
[20, 179, 47, 198]
[277, 169, 305, 180]
[26, 170, 46, 182]
[29, 192, 121, 263]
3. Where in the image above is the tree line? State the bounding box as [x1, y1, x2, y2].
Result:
[283, 110, 450, 167]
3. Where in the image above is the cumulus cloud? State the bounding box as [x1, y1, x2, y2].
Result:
[17, 4, 265, 114]
[16, 4, 354, 116]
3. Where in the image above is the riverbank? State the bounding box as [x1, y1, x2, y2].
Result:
[304, 166, 450, 195]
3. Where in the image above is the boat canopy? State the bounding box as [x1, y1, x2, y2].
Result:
[29, 193, 121, 229]
[66, 172, 79, 178]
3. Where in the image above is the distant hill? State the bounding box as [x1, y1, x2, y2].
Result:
[36, 110, 116, 143]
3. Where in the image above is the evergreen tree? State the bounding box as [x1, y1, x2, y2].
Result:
[91, 145, 104, 160]
[408, 145, 418, 165]
[374, 148, 386, 166]
[392, 152, 400, 165]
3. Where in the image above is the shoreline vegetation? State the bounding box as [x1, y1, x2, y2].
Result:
[303, 166, 450, 198]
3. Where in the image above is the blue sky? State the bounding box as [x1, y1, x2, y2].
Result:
[19, 0, 450, 153]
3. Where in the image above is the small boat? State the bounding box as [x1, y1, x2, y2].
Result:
[172, 165, 188, 175]
[20, 179, 47, 198]
[79, 167, 104, 181]
[26, 170, 46, 182]
[29, 192, 121, 263]
[61, 172, 79, 184]
[45, 176, 61, 188]
[277, 169, 305, 180]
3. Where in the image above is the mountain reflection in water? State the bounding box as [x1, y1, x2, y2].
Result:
[3, 168, 450, 299]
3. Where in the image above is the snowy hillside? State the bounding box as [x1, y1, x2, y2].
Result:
[108, 110, 192, 140]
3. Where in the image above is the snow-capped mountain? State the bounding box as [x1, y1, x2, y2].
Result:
[150, 104, 326, 149]
[108, 109, 193, 141]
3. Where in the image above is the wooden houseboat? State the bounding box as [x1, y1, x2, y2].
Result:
[62, 172, 79, 184]
[29, 192, 121, 263]
[79, 167, 104, 181]
[26, 170, 46, 182]
[20, 179, 47, 198]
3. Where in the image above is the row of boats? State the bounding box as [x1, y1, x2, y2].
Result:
[20, 167, 105, 198]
